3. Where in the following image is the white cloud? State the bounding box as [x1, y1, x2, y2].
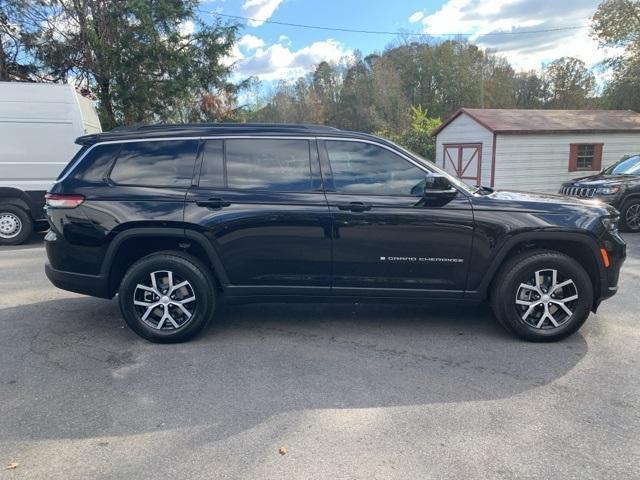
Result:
[221, 44, 245, 68]
[242, 0, 285, 27]
[178, 20, 195, 36]
[408, 11, 424, 23]
[235, 39, 353, 81]
[419, 0, 610, 71]
[279, 34, 291, 46]
[238, 34, 266, 50]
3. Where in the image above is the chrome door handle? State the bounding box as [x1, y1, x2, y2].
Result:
[196, 197, 231, 209]
[337, 202, 371, 212]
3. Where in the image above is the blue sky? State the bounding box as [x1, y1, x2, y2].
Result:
[197, 0, 609, 83]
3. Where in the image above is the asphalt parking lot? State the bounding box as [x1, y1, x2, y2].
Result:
[1, 234, 639, 479]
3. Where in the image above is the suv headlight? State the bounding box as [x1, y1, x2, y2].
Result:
[601, 216, 619, 233]
[595, 185, 621, 195]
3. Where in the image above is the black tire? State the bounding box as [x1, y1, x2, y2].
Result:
[620, 198, 640, 233]
[491, 250, 594, 342]
[0, 204, 33, 246]
[118, 251, 216, 343]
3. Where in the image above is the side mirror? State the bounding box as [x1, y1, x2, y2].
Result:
[422, 173, 457, 204]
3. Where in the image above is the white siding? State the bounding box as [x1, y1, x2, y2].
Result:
[493, 133, 640, 193]
[435, 113, 494, 186]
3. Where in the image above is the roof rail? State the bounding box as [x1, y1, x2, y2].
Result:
[109, 122, 340, 132]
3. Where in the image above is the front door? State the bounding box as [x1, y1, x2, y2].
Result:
[320, 139, 474, 297]
[442, 143, 482, 186]
[184, 137, 332, 295]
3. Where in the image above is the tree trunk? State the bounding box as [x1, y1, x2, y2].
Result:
[0, 34, 8, 81]
[97, 79, 116, 130]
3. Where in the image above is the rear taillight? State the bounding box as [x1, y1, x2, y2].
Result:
[45, 193, 85, 208]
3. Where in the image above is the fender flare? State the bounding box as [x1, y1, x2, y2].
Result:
[0, 188, 32, 213]
[620, 193, 640, 205]
[469, 231, 605, 300]
[100, 227, 230, 287]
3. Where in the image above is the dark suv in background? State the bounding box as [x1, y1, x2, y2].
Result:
[560, 154, 640, 232]
[45, 124, 626, 343]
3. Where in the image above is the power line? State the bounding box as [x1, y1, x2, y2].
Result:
[202, 12, 587, 38]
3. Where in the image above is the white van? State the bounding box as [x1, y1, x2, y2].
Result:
[0, 82, 101, 245]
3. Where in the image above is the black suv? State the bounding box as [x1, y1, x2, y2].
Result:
[560, 154, 640, 232]
[45, 124, 626, 343]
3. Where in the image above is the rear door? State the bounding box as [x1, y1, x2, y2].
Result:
[184, 137, 332, 296]
[320, 139, 474, 297]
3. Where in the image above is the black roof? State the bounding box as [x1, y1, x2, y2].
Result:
[76, 122, 375, 145]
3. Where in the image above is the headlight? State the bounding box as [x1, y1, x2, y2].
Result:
[601, 216, 619, 233]
[595, 185, 621, 195]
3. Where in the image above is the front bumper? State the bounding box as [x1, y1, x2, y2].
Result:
[45, 262, 112, 299]
[594, 231, 626, 308]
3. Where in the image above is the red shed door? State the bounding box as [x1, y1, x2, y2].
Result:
[442, 143, 482, 186]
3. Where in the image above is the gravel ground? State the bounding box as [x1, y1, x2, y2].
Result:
[0, 232, 638, 479]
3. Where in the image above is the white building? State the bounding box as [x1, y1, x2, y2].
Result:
[433, 108, 640, 193]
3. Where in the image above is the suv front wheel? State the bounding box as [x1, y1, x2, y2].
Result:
[620, 199, 640, 232]
[491, 250, 594, 342]
[118, 252, 216, 343]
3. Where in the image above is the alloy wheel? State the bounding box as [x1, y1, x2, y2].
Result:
[626, 203, 640, 231]
[0, 212, 22, 239]
[515, 269, 579, 329]
[133, 270, 197, 330]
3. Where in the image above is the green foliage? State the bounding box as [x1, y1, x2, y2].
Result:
[376, 106, 442, 160]
[592, 0, 640, 111]
[244, 40, 598, 159]
[592, 0, 640, 50]
[3, 0, 240, 129]
[0, 0, 43, 81]
[543, 57, 595, 108]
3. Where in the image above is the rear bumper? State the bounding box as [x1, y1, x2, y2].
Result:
[45, 262, 112, 299]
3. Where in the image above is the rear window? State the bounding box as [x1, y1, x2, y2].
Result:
[71, 144, 121, 182]
[56, 146, 88, 180]
[109, 140, 199, 187]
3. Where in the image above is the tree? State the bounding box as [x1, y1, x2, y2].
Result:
[25, 0, 240, 129]
[0, 0, 42, 81]
[543, 57, 595, 108]
[311, 61, 340, 123]
[335, 52, 378, 131]
[592, 0, 640, 110]
[377, 106, 441, 160]
[513, 71, 549, 107]
[370, 55, 411, 133]
[481, 53, 517, 108]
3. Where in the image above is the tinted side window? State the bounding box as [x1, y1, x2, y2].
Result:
[225, 139, 311, 191]
[326, 140, 427, 196]
[110, 140, 199, 187]
[71, 144, 121, 182]
[199, 139, 224, 188]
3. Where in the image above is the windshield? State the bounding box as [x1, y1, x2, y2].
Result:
[387, 141, 478, 195]
[603, 155, 640, 175]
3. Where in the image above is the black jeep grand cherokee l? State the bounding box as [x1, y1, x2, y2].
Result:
[560, 154, 640, 232]
[44, 124, 626, 343]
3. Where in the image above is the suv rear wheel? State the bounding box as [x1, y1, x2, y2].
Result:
[491, 250, 593, 342]
[118, 252, 216, 343]
[0, 205, 33, 246]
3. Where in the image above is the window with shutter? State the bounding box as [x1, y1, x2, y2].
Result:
[569, 143, 603, 172]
